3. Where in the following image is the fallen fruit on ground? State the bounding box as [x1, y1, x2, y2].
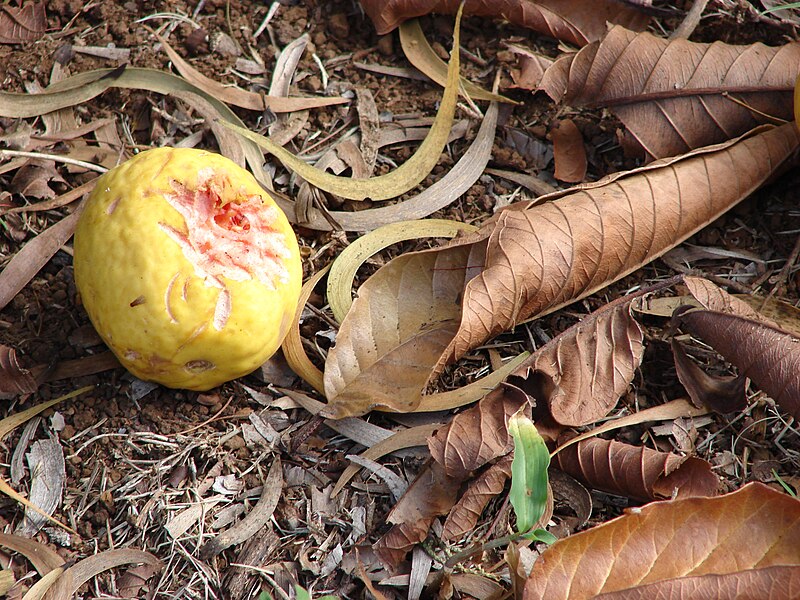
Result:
[73, 147, 302, 390]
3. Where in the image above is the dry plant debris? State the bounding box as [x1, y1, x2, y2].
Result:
[0, 1, 799, 599]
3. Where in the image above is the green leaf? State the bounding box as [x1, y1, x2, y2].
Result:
[508, 409, 550, 534]
[525, 527, 558, 545]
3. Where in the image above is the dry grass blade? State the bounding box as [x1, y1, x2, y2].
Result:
[540, 26, 800, 159]
[399, 19, 514, 103]
[219, 5, 464, 201]
[411, 351, 530, 412]
[20, 566, 65, 600]
[523, 483, 800, 599]
[0, 67, 276, 196]
[281, 266, 330, 394]
[550, 398, 709, 458]
[155, 32, 348, 112]
[0, 533, 64, 573]
[332, 423, 442, 496]
[281, 388, 393, 448]
[0, 386, 93, 441]
[200, 458, 283, 559]
[0, 478, 76, 535]
[302, 99, 499, 231]
[0, 67, 124, 118]
[0, 204, 84, 312]
[54, 549, 162, 597]
[327, 219, 478, 323]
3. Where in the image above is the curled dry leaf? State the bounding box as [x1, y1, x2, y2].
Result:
[441, 454, 512, 541]
[671, 338, 748, 413]
[0, 345, 37, 399]
[674, 309, 800, 420]
[324, 123, 799, 418]
[540, 26, 800, 159]
[374, 461, 461, 567]
[359, 0, 648, 46]
[523, 483, 800, 600]
[429, 383, 529, 480]
[429, 293, 661, 481]
[553, 436, 720, 502]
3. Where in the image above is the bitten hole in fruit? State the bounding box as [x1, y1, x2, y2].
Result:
[213, 202, 250, 231]
[162, 172, 292, 291]
[184, 359, 215, 373]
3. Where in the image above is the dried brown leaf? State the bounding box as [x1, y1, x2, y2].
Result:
[374, 461, 461, 567]
[16, 439, 66, 538]
[506, 44, 553, 91]
[551, 118, 587, 182]
[671, 338, 748, 413]
[524, 299, 644, 427]
[359, 0, 648, 45]
[523, 483, 800, 600]
[540, 26, 800, 159]
[428, 385, 529, 481]
[324, 123, 799, 417]
[0, 2, 46, 44]
[441, 454, 512, 541]
[0, 204, 84, 313]
[591, 566, 800, 600]
[0, 345, 36, 399]
[49, 549, 162, 599]
[674, 309, 800, 419]
[0, 533, 64, 574]
[553, 436, 721, 502]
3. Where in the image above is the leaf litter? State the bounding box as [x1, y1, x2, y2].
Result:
[1, 2, 800, 599]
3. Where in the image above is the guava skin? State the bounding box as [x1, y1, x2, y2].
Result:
[73, 147, 303, 391]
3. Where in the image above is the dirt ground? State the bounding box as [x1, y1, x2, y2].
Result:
[1, 1, 800, 599]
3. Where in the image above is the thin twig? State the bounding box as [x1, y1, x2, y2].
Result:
[671, 0, 710, 39]
[0, 149, 108, 174]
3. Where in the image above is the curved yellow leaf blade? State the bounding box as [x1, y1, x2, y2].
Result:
[219, 5, 465, 201]
[327, 219, 478, 323]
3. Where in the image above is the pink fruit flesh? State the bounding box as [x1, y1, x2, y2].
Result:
[156, 168, 293, 331]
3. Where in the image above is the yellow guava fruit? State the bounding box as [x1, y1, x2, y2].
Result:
[73, 147, 303, 391]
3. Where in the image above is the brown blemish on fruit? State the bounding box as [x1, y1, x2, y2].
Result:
[212, 285, 231, 331]
[130, 295, 146, 307]
[160, 172, 292, 290]
[184, 359, 215, 373]
[164, 273, 179, 323]
[106, 197, 121, 215]
[124, 350, 141, 361]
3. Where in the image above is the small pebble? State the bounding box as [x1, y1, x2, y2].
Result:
[329, 13, 350, 39]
